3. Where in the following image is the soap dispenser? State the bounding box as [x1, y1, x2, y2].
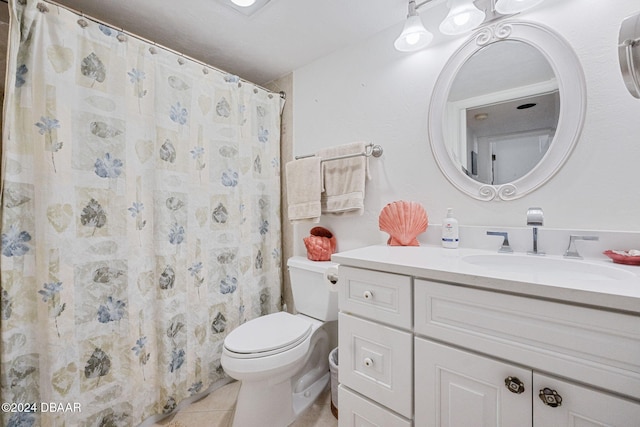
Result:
[441, 208, 459, 249]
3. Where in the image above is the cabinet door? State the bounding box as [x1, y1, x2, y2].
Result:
[415, 338, 532, 427]
[534, 373, 640, 427]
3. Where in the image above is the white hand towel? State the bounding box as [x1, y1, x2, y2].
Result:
[285, 157, 322, 223]
[317, 141, 369, 215]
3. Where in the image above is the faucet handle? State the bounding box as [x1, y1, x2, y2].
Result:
[487, 231, 514, 253]
[526, 207, 544, 226]
[564, 235, 599, 259]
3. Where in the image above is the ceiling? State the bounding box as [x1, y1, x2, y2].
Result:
[49, 0, 413, 85]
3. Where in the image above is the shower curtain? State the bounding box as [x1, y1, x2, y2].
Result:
[0, 0, 282, 425]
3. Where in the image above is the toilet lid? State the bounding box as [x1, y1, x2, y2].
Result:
[224, 311, 312, 355]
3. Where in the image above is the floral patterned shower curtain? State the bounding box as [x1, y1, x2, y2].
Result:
[0, 0, 282, 425]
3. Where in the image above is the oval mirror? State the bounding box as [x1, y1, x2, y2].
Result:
[429, 21, 586, 201]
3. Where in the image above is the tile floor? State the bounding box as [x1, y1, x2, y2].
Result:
[152, 380, 338, 427]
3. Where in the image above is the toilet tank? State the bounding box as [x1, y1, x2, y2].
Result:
[287, 256, 338, 322]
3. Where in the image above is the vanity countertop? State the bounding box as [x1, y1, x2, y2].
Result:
[331, 245, 640, 314]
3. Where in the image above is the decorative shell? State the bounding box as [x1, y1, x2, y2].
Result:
[304, 227, 337, 261]
[379, 201, 428, 246]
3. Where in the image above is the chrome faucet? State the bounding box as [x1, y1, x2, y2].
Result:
[526, 207, 544, 256]
[564, 235, 599, 259]
[486, 231, 514, 253]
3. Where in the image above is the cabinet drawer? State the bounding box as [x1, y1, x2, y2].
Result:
[338, 385, 412, 427]
[339, 313, 413, 418]
[339, 266, 412, 329]
[414, 279, 640, 400]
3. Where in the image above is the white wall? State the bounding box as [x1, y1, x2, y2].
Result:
[292, 0, 640, 253]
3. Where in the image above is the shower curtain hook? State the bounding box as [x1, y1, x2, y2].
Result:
[77, 10, 89, 28]
[117, 32, 127, 42]
[37, 3, 50, 13]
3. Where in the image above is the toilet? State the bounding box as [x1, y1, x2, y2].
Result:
[221, 256, 339, 427]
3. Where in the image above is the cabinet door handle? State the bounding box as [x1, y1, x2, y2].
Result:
[539, 387, 563, 407]
[504, 376, 525, 394]
[363, 290, 373, 300]
[363, 357, 374, 367]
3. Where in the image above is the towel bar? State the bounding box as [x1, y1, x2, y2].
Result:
[295, 143, 383, 162]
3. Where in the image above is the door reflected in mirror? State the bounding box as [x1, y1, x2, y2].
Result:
[445, 40, 559, 185]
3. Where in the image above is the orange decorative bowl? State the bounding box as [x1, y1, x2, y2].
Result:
[603, 250, 640, 266]
[304, 227, 337, 261]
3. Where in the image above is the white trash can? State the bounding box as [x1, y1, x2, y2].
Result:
[328, 347, 339, 419]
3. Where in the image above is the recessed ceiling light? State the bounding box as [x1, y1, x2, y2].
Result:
[218, 0, 272, 16]
[231, 0, 256, 6]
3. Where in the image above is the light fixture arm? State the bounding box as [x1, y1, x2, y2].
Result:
[414, 0, 503, 16]
[407, 0, 418, 16]
[414, 0, 436, 11]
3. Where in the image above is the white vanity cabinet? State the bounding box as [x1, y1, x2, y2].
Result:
[415, 339, 640, 426]
[335, 249, 640, 427]
[413, 278, 640, 427]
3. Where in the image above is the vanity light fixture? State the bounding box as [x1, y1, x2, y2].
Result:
[495, 0, 545, 14]
[394, 0, 546, 52]
[439, 0, 486, 36]
[394, 0, 434, 52]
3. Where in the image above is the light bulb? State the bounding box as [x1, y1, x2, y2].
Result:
[406, 33, 421, 45]
[453, 12, 470, 26]
[439, 0, 485, 36]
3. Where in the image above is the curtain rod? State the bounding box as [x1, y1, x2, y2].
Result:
[7, 0, 285, 99]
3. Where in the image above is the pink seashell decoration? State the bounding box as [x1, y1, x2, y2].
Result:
[379, 201, 428, 246]
[304, 226, 337, 261]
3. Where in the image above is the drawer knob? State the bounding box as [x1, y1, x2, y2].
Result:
[363, 357, 374, 367]
[504, 376, 525, 394]
[539, 387, 563, 407]
[363, 290, 373, 300]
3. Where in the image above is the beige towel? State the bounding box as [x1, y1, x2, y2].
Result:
[317, 142, 369, 215]
[285, 157, 322, 223]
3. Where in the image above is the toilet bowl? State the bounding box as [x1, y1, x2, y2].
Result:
[221, 257, 338, 427]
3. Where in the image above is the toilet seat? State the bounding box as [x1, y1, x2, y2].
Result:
[224, 312, 312, 359]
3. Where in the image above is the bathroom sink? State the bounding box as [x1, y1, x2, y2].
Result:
[462, 254, 635, 281]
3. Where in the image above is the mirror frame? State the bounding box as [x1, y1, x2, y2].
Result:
[429, 21, 586, 201]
